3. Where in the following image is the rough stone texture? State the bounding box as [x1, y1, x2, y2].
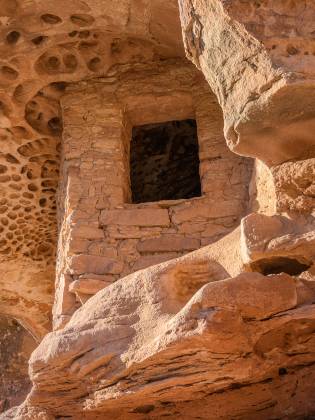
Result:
[0, 0, 187, 342]
[249, 160, 276, 215]
[0, 316, 37, 414]
[54, 59, 252, 328]
[5, 265, 315, 419]
[0, 259, 54, 339]
[241, 213, 315, 275]
[179, 0, 315, 167]
[272, 159, 315, 214]
[0, 0, 315, 419]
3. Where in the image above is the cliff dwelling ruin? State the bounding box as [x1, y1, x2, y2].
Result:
[0, 0, 315, 419]
[130, 119, 201, 203]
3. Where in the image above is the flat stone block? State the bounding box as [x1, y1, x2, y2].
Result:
[100, 208, 170, 227]
[137, 235, 200, 253]
[69, 279, 110, 295]
[70, 254, 123, 275]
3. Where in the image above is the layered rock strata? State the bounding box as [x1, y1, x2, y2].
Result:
[0, 0, 315, 419]
[5, 246, 315, 418]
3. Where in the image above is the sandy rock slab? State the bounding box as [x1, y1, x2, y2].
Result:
[3, 257, 315, 419]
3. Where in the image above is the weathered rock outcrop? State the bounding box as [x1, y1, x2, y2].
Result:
[2, 220, 315, 419]
[6, 256, 315, 419]
[179, 0, 315, 166]
[1, 0, 315, 419]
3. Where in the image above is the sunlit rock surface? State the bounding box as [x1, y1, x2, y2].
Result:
[0, 0, 315, 419]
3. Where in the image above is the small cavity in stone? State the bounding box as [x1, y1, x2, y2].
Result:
[31, 36, 47, 45]
[41, 14, 62, 24]
[6, 31, 20, 44]
[251, 257, 311, 276]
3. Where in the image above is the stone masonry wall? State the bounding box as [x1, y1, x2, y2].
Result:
[54, 60, 253, 327]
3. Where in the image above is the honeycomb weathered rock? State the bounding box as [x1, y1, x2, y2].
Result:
[1, 1, 315, 419]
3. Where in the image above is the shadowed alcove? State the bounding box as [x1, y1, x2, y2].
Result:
[130, 119, 201, 203]
[0, 315, 37, 413]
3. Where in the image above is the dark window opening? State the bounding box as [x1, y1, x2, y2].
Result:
[130, 119, 201, 203]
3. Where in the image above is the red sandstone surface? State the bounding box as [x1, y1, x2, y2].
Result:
[0, 1, 314, 419]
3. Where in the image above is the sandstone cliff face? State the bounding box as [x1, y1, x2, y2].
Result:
[179, 0, 315, 166]
[0, 0, 314, 419]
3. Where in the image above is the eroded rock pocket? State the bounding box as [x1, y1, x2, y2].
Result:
[251, 256, 311, 276]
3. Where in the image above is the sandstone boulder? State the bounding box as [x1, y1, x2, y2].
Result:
[178, 0, 315, 166]
[5, 260, 315, 419]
